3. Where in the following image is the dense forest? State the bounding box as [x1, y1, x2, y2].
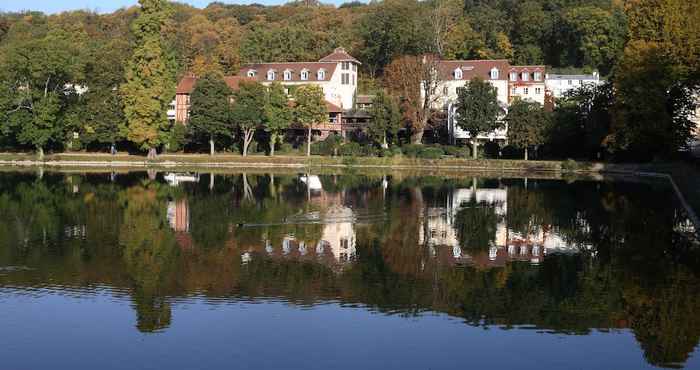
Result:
[0, 0, 698, 160]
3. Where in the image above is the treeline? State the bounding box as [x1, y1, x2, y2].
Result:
[0, 0, 698, 161]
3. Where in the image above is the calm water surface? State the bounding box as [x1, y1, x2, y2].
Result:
[0, 170, 699, 369]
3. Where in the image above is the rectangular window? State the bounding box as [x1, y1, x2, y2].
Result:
[568, 80, 572, 85]
[511, 87, 517, 95]
[443, 86, 449, 95]
[352, 64, 357, 72]
[510, 72, 517, 81]
[522, 72, 529, 81]
[534, 72, 542, 81]
[535, 87, 541, 94]
[524, 87, 529, 94]
[341, 73, 350, 85]
[342, 62, 349, 70]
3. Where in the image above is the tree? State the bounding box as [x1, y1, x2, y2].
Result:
[231, 81, 266, 156]
[264, 82, 293, 156]
[188, 74, 235, 156]
[368, 90, 401, 148]
[120, 0, 175, 159]
[562, 6, 626, 75]
[506, 99, 551, 160]
[384, 55, 441, 144]
[454, 77, 504, 158]
[293, 85, 327, 157]
[0, 26, 86, 158]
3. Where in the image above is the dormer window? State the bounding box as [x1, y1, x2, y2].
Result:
[267, 70, 276, 81]
[317, 69, 326, 80]
[490, 67, 499, 79]
[521, 72, 529, 82]
[300, 69, 309, 81]
[510, 72, 517, 81]
[454, 68, 463, 80]
[247, 70, 257, 78]
[283, 69, 292, 81]
[533, 72, 542, 81]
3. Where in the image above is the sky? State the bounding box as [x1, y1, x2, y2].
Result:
[0, 0, 356, 14]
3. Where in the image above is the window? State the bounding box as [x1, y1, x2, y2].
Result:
[352, 64, 357, 72]
[267, 70, 276, 81]
[490, 67, 499, 79]
[524, 87, 529, 94]
[342, 62, 350, 70]
[443, 86, 449, 95]
[341, 73, 350, 85]
[300, 69, 309, 81]
[317, 69, 326, 80]
[454, 68, 463, 79]
[535, 87, 541, 94]
[283, 70, 292, 81]
[522, 72, 529, 81]
[340, 238, 349, 249]
[534, 72, 542, 81]
[352, 75, 355, 85]
[568, 80, 572, 85]
[511, 87, 517, 95]
[247, 70, 257, 78]
[579, 80, 583, 85]
[510, 72, 518, 81]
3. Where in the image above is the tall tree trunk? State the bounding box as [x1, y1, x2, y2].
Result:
[524, 147, 529, 161]
[270, 134, 277, 157]
[411, 128, 424, 144]
[243, 129, 254, 157]
[209, 172, 215, 191]
[306, 127, 312, 157]
[209, 136, 215, 156]
[471, 140, 478, 159]
[147, 147, 157, 160]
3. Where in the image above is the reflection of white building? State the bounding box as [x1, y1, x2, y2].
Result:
[318, 206, 356, 263]
[164, 173, 199, 186]
[419, 188, 508, 248]
[300, 175, 323, 191]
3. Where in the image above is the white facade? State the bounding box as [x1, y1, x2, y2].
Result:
[545, 72, 602, 98]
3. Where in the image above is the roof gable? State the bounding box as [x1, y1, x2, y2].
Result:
[319, 47, 361, 65]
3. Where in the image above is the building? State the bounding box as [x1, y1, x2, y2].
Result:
[545, 72, 602, 98]
[174, 48, 362, 137]
[239, 47, 360, 110]
[508, 65, 547, 105]
[432, 59, 547, 145]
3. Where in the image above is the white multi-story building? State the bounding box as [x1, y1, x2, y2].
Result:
[545, 72, 602, 98]
[239, 47, 360, 110]
[508, 65, 547, 105]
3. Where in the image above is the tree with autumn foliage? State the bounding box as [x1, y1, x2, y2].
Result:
[120, 0, 175, 159]
[264, 82, 293, 156]
[293, 85, 327, 157]
[384, 55, 441, 144]
[231, 81, 266, 156]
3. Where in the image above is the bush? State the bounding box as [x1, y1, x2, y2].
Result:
[501, 145, 520, 159]
[418, 147, 444, 159]
[442, 145, 471, 158]
[561, 159, 580, 172]
[401, 144, 423, 158]
[167, 124, 190, 152]
[339, 141, 362, 156]
[277, 143, 295, 154]
[483, 141, 500, 158]
[311, 135, 343, 156]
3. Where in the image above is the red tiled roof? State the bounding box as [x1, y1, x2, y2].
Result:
[239, 62, 338, 82]
[508, 65, 546, 84]
[318, 47, 361, 64]
[175, 76, 255, 94]
[435, 59, 510, 81]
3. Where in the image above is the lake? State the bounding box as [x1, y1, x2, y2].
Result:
[0, 169, 699, 369]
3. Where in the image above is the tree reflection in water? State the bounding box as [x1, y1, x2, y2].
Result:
[0, 171, 698, 367]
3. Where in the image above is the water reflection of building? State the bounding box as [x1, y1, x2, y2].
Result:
[319, 205, 356, 263]
[167, 198, 193, 250]
[419, 186, 581, 268]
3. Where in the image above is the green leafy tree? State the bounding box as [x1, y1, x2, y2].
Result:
[293, 85, 327, 157]
[120, 0, 175, 159]
[0, 26, 86, 158]
[506, 99, 551, 160]
[231, 81, 266, 156]
[188, 74, 235, 156]
[264, 82, 293, 156]
[454, 77, 504, 159]
[562, 6, 626, 75]
[368, 90, 401, 148]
